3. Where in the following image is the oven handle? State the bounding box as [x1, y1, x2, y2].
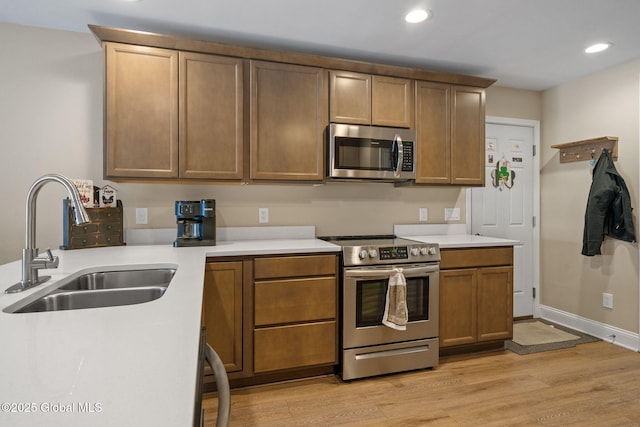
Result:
[345, 264, 439, 279]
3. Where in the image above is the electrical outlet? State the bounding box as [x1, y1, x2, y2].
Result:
[135, 208, 148, 225]
[602, 292, 613, 309]
[419, 208, 428, 222]
[445, 207, 460, 221]
[258, 207, 269, 224]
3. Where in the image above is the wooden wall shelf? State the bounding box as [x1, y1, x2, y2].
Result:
[551, 136, 618, 163]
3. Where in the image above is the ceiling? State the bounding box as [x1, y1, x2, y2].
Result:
[3, 0, 640, 90]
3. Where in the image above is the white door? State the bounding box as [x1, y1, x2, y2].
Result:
[471, 120, 537, 317]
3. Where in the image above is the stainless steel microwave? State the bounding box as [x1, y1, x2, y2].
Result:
[327, 124, 416, 181]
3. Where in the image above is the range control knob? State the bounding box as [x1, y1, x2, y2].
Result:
[359, 250, 368, 260]
[428, 246, 437, 255]
[410, 247, 420, 256]
[420, 247, 429, 255]
[368, 249, 378, 258]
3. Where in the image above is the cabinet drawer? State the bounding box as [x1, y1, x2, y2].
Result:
[254, 277, 336, 326]
[254, 321, 337, 373]
[254, 255, 336, 279]
[440, 247, 513, 269]
[69, 233, 123, 248]
[89, 208, 123, 222]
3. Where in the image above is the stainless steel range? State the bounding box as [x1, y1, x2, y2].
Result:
[321, 235, 440, 380]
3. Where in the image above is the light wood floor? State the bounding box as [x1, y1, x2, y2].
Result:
[203, 341, 640, 426]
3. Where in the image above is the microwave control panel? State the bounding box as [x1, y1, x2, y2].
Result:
[401, 142, 414, 172]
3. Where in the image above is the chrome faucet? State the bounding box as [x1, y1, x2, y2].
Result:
[5, 174, 91, 294]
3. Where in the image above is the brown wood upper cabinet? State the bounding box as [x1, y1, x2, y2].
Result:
[330, 71, 414, 128]
[104, 43, 243, 180]
[179, 52, 243, 180]
[250, 61, 328, 181]
[415, 82, 485, 185]
[105, 43, 179, 178]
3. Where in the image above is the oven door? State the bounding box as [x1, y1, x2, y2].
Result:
[342, 264, 439, 349]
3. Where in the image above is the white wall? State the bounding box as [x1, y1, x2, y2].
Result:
[0, 24, 104, 263]
[541, 58, 640, 333]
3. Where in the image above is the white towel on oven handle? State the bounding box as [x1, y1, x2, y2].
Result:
[382, 268, 408, 331]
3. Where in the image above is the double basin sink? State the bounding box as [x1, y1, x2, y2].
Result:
[4, 266, 176, 313]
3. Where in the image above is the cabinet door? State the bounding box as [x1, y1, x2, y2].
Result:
[439, 269, 477, 347]
[250, 61, 328, 181]
[330, 72, 413, 128]
[105, 43, 178, 178]
[329, 71, 371, 125]
[451, 86, 485, 185]
[202, 261, 244, 373]
[415, 81, 451, 184]
[477, 266, 513, 342]
[372, 75, 413, 128]
[179, 52, 243, 179]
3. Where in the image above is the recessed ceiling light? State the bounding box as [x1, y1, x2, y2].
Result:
[585, 42, 612, 54]
[405, 9, 431, 23]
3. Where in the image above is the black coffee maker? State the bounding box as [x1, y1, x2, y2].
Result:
[173, 199, 216, 247]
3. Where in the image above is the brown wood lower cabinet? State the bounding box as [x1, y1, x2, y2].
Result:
[439, 269, 478, 347]
[203, 253, 338, 387]
[202, 261, 245, 373]
[253, 254, 338, 376]
[254, 277, 336, 326]
[439, 247, 513, 354]
[477, 267, 513, 342]
[254, 321, 337, 373]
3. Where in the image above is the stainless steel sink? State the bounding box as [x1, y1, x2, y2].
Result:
[58, 268, 176, 291]
[14, 287, 168, 313]
[5, 266, 176, 313]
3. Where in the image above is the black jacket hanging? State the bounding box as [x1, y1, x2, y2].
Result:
[582, 149, 635, 256]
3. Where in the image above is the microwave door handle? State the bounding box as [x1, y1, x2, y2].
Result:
[394, 135, 403, 177]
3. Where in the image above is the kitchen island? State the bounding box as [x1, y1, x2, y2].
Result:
[0, 239, 339, 427]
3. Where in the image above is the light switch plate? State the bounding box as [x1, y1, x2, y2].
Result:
[135, 208, 148, 225]
[259, 208, 269, 224]
[602, 292, 613, 309]
[419, 208, 428, 222]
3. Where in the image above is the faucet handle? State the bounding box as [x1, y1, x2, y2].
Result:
[42, 249, 54, 262]
[33, 248, 59, 269]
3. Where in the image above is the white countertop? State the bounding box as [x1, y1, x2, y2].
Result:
[0, 238, 339, 427]
[394, 224, 520, 248]
[403, 234, 520, 248]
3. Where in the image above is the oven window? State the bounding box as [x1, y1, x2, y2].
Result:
[335, 137, 393, 171]
[356, 277, 429, 327]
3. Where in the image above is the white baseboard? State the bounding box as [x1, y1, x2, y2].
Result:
[539, 305, 639, 352]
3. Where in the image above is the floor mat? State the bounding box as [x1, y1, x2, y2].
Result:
[505, 319, 600, 355]
[512, 321, 579, 345]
